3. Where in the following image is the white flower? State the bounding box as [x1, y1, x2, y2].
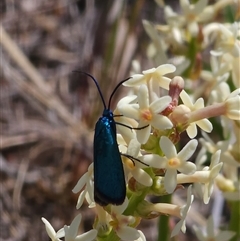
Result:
[171, 185, 194, 237]
[115, 95, 138, 144]
[180, 90, 213, 138]
[210, 82, 233, 138]
[180, 0, 212, 36]
[177, 150, 223, 204]
[193, 216, 236, 241]
[199, 150, 222, 204]
[203, 22, 240, 87]
[130, 60, 141, 76]
[200, 54, 230, 95]
[120, 138, 153, 187]
[110, 199, 140, 241]
[41, 217, 64, 241]
[200, 132, 240, 167]
[64, 214, 98, 241]
[163, 5, 184, 44]
[124, 63, 176, 90]
[135, 230, 147, 241]
[143, 136, 197, 193]
[142, 20, 168, 65]
[195, 145, 207, 170]
[119, 84, 173, 144]
[72, 163, 95, 209]
[216, 175, 240, 201]
[222, 54, 240, 88]
[211, 22, 240, 58]
[223, 88, 240, 120]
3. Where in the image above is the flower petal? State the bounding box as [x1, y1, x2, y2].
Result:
[112, 198, 128, 215]
[178, 162, 196, 175]
[116, 226, 140, 240]
[75, 230, 98, 241]
[156, 64, 176, 75]
[151, 115, 173, 130]
[76, 190, 87, 209]
[118, 104, 140, 120]
[41, 218, 58, 240]
[123, 74, 146, 87]
[160, 136, 177, 159]
[138, 85, 149, 109]
[194, 98, 204, 109]
[127, 139, 141, 157]
[72, 173, 88, 193]
[186, 123, 197, 138]
[150, 96, 172, 113]
[142, 68, 156, 74]
[117, 95, 138, 108]
[164, 168, 177, 193]
[132, 168, 153, 187]
[180, 90, 194, 107]
[196, 119, 213, 133]
[68, 214, 82, 238]
[136, 122, 151, 144]
[159, 76, 172, 90]
[140, 154, 166, 168]
[171, 219, 184, 237]
[178, 139, 198, 161]
[136, 230, 147, 241]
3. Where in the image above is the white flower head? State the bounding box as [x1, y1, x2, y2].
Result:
[150, 136, 197, 193]
[163, 5, 184, 44]
[142, 21, 168, 64]
[119, 84, 173, 144]
[210, 82, 234, 138]
[171, 185, 194, 237]
[115, 95, 138, 144]
[124, 64, 176, 90]
[161, 137, 197, 193]
[180, 90, 213, 138]
[216, 175, 240, 201]
[64, 214, 97, 241]
[110, 198, 140, 241]
[200, 132, 240, 167]
[202, 150, 223, 204]
[120, 138, 153, 187]
[180, 0, 211, 36]
[41, 217, 64, 241]
[72, 163, 95, 209]
[223, 88, 240, 120]
[211, 22, 240, 58]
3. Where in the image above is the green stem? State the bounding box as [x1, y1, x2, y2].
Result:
[157, 194, 172, 241]
[97, 229, 120, 241]
[124, 188, 149, 216]
[182, 37, 198, 78]
[229, 201, 240, 241]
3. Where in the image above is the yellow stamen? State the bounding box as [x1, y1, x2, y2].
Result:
[168, 157, 180, 168]
[141, 109, 153, 121]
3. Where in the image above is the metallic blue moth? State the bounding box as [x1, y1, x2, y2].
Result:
[94, 109, 126, 206]
[76, 72, 130, 206]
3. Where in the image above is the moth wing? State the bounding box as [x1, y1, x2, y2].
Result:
[93, 118, 126, 205]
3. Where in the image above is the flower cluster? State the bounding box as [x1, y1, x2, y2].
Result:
[42, 1, 240, 240]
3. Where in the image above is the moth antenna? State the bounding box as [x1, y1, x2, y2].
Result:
[108, 77, 131, 110]
[73, 70, 107, 110]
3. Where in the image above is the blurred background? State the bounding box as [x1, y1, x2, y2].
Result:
[0, 0, 231, 240]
